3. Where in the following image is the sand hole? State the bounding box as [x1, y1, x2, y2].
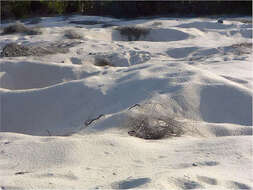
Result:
[112, 178, 151, 189]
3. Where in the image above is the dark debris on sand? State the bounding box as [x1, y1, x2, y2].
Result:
[128, 114, 183, 140]
[1, 22, 42, 35]
[1, 43, 69, 57]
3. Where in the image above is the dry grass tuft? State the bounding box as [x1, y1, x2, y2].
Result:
[229, 42, 252, 55]
[125, 97, 203, 140]
[127, 114, 183, 139]
[64, 30, 83, 39]
[238, 18, 252, 24]
[1, 43, 69, 57]
[94, 56, 113, 67]
[152, 21, 162, 26]
[115, 26, 150, 41]
[2, 22, 42, 35]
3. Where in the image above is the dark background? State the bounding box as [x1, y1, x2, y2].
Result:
[1, 1, 252, 20]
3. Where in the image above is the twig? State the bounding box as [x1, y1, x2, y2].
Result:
[46, 130, 51, 136]
[85, 114, 104, 126]
[128, 104, 141, 110]
[15, 171, 30, 175]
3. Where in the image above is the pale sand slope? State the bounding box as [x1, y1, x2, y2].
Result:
[0, 15, 252, 189]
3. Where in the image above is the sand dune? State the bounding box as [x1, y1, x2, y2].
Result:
[0, 15, 252, 189]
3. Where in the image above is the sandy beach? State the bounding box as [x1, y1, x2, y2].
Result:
[0, 15, 252, 189]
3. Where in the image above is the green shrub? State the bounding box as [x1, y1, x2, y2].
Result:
[47, 1, 67, 14]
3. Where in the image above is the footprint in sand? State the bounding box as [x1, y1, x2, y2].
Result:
[176, 161, 219, 169]
[36, 172, 78, 180]
[111, 177, 151, 189]
[197, 176, 218, 185]
[225, 181, 251, 189]
[221, 75, 248, 84]
[167, 47, 199, 59]
[128, 50, 151, 66]
[1, 186, 24, 190]
[171, 178, 203, 189]
[70, 57, 83, 65]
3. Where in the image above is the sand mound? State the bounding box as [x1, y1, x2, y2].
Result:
[1, 66, 187, 136]
[230, 28, 252, 39]
[2, 64, 251, 136]
[176, 21, 234, 30]
[167, 47, 199, 59]
[0, 81, 105, 136]
[199, 84, 252, 126]
[223, 42, 252, 55]
[0, 77, 135, 135]
[26, 17, 43, 25]
[0, 61, 97, 90]
[203, 123, 252, 137]
[167, 43, 252, 61]
[84, 51, 151, 67]
[0, 15, 252, 189]
[64, 30, 83, 39]
[0, 61, 77, 90]
[69, 20, 119, 28]
[1, 56, 251, 136]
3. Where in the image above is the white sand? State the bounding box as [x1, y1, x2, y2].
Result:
[0, 15, 252, 189]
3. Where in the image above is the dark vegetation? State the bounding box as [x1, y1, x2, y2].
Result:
[225, 42, 253, 55]
[1, 43, 69, 57]
[69, 20, 103, 25]
[115, 26, 150, 41]
[112, 178, 151, 189]
[238, 18, 252, 24]
[1, 1, 251, 21]
[127, 114, 184, 140]
[1, 22, 42, 35]
[231, 42, 252, 49]
[94, 56, 113, 67]
[64, 30, 83, 39]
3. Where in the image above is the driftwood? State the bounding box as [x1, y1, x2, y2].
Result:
[15, 171, 30, 175]
[128, 104, 141, 110]
[85, 114, 104, 126]
[46, 130, 52, 136]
